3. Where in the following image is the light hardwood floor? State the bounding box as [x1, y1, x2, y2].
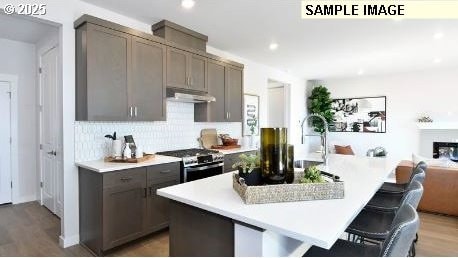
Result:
[0, 202, 456, 257]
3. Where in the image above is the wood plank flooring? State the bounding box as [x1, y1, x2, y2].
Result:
[0, 201, 456, 257]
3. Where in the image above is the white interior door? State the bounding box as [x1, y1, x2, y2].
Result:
[0, 82, 12, 204]
[40, 46, 61, 216]
[268, 87, 286, 127]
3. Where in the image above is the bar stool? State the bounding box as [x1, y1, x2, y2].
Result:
[365, 169, 425, 212]
[304, 204, 419, 257]
[345, 181, 423, 241]
[378, 161, 427, 194]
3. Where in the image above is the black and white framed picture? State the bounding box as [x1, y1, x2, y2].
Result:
[330, 96, 386, 133]
[243, 94, 260, 136]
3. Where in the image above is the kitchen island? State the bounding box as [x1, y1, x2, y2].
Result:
[157, 154, 399, 257]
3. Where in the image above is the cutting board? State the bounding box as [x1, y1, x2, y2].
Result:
[201, 129, 218, 149]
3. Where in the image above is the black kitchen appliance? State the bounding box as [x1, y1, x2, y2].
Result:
[156, 148, 224, 183]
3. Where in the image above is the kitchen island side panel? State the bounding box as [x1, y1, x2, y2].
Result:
[169, 201, 234, 257]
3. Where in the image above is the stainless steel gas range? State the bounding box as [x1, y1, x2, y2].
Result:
[156, 148, 224, 183]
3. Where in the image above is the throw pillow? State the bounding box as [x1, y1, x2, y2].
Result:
[335, 145, 355, 155]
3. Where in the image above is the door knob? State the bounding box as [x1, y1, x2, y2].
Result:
[47, 151, 57, 156]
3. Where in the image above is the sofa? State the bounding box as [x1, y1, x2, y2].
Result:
[396, 160, 458, 216]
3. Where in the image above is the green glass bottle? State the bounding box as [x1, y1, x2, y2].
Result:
[286, 144, 295, 184]
[260, 128, 287, 184]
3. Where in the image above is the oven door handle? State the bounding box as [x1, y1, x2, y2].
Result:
[185, 163, 224, 172]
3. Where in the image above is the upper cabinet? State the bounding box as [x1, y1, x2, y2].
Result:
[76, 24, 131, 121]
[131, 37, 166, 121]
[195, 62, 243, 123]
[76, 23, 166, 122]
[75, 15, 243, 123]
[225, 66, 243, 122]
[166, 47, 207, 92]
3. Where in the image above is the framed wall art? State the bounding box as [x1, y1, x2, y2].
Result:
[243, 94, 260, 136]
[330, 96, 386, 133]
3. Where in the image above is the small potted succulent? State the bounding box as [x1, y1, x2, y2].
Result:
[300, 166, 325, 184]
[232, 153, 262, 186]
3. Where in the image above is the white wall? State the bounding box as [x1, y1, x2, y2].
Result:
[320, 67, 458, 161]
[0, 0, 307, 247]
[0, 38, 37, 203]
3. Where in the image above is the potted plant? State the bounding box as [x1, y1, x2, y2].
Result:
[300, 166, 325, 184]
[232, 153, 262, 186]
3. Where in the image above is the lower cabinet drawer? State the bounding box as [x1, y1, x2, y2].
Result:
[147, 162, 180, 181]
[103, 167, 146, 189]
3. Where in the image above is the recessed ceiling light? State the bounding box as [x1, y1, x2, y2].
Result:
[433, 32, 444, 40]
[357, 69, 365, 75]
[181, 0, 195, 9]
[269, 43, 279, 51]
[433, 58, 442, 64]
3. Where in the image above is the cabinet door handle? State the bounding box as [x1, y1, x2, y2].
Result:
[129, 106, 133, 117]
[229, 112, 231, 119]
[143, 188, 147, 198]
[160, 170, 172, 174]
[120, 177, 132, 182]
[149, 186, 153, 196]
[134, 107, 138, 117]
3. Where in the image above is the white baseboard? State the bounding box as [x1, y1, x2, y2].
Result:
[13, 195, 37, 204]
[59, 234, 80, 248]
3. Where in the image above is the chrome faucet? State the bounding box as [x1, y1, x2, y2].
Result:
[301, 113, 329, 164]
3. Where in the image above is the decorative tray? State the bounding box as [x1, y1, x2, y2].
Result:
[104, 153, 155, 163]
[232, 171, 344, 205]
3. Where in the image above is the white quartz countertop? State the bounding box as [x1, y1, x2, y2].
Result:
[75, 155, 182, 173]
[212, 146, 258, 155]
[157, 154, 399, 249]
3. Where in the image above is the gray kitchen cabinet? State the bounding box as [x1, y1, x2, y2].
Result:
[76, 23, 166, 122]
[224, 151, 258, 173]
[145, 178, 179, 233]
[102, 168, 147, 250]
[131, 36, 167, 121]
[225, 66, 244, 122]
[144, 163, 180, 233]
[166, 47, 189, 90]
[76, 23, 131, 121]
[195, 60, 226, 122]
[75, 15, 244, 122]
[79, 162, 180, 256]
[166, 47, 207, 92]
[189, 54, 207, 92]
[195, 62, 244, 122]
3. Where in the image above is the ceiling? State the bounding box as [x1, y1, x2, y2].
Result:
[0, 13, 58, 44]
[83, 0, 458, 79]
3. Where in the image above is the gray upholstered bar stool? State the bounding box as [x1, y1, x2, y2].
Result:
[345, 181, 423, 242]
[303, 204, 419, 257]
[378, 161, 427, 194]
[365, 169, 425, 212]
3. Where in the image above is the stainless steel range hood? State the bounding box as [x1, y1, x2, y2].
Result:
[166, 89, 216, 103]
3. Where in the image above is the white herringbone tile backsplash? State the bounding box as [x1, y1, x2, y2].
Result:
[75, 102, 242, 162]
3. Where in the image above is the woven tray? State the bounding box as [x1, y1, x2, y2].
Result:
[232, 171, 344, 204]
[104, 154, 155, 163]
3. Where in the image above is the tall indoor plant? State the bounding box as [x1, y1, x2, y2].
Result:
[308, 85, 334, 133]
